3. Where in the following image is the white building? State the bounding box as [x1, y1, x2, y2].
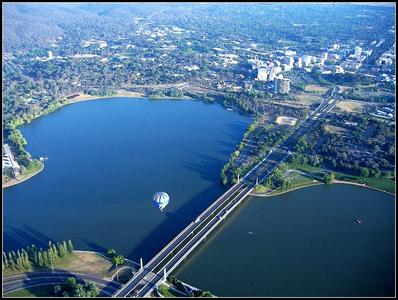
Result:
[294, 57, 303, 68]
[48, 51, 53, 59]
[302, 55, 313, 67]
[334, 66, 344, 74]
[354, 46, 362, 57]
[285, 50, 296, 57]
[2, 144, 20, 177]
[283, 56, 294, 69]
[257, 67, 268, 81]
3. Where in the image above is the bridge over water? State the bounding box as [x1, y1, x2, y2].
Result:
[114, 86, 341, 297]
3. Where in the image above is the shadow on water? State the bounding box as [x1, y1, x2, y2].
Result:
[216, 139, 239, 156]
[4, 225, 56, 252]
[81, 240, 108, 254]
[127, 183, 227, 263]
[181, 150, 225, 182]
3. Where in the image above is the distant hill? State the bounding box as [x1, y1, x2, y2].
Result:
[2, 3, 168, 52]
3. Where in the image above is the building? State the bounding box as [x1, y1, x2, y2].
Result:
[244, 81, 253, 91]
[48, 51, 53, 59]
[354, 46, 362, 57]
[302, 55, 313, 67]
[2, 144, 21, 178]
[257, 67, 268, 81]
[294, 57, 303, 68]
[334, 65, 344, 74]
[283, 56, 294, 69]
[285, 50, 296, 57]
[275, 116, 297, 126]
[274, 77, 290, 94]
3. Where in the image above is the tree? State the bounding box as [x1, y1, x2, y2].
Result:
[66, 277, 77, 290]
[360, 167, 369, 178]
[67, 240, 74, 254]
[37, 251, 44, 267]
[86, 282, 98, 297]
[54, 285, 62, 296]
[107, 249, 116, 258]
[324, 172, 335, 184]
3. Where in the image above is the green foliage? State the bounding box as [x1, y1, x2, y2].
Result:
[107, 248, 117, 258]
[112, 254, 125, 267]
[324, 172, 335, 184]
[53, 277, 98, 297]
[3, 239, 74, 273]
[67, 240, 74, 254]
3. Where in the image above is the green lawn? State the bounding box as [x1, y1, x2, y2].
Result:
[283, 163, 395, 194]
[158, 284, 184, 297]
[23, 159, 44, 175]
[335, 172, 395, 194]
[4, 285, 57, 297]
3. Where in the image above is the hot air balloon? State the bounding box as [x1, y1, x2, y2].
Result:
[153, 192, 169, 212]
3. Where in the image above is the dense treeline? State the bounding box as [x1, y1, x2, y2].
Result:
[3, 240, 74, 273]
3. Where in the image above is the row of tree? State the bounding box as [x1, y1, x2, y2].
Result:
[3, 240, 74, 272]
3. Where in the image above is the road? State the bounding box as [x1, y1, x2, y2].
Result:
[3, 271, 122, 296]
[114, 86, 341, 297]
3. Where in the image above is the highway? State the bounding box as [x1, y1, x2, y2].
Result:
[3, 271, 122, 296]
[113, 86, 341, 297]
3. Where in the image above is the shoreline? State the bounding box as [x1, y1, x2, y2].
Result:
[62, 90, 192, 106]
[2, 161, 44, 189]
[251, 180, 395, 197]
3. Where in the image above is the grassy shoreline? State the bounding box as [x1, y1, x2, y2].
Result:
[2, 160, 44, 189]
[251, 168, 395, 197]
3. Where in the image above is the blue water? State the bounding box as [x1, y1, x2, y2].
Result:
[174, 184, 395, 297]
[3, 97, 251, 263]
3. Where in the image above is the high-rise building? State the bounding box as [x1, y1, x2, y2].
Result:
[257, 67, 268, 81]
[283, 56, 294, 69]
[268, 67, 277, 81]
[274, 77, 290, 94]
[302, 55, 312, 67]
[48, 51, 53, 59]
[295, 57, 303, 68]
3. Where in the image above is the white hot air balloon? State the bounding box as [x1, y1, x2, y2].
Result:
[153, 192, 170, 212]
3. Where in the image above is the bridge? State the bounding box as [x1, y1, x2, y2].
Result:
[113, 86, 341, 297]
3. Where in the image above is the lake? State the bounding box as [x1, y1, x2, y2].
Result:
[3, 97, 251, 263]
[174, 184, 395, 297]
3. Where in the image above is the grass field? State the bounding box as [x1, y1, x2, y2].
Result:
[158, 284, 185, 297]
[304, 85, 329, 94]
[3, 252, 115, 278]
[4, 285, 57, 297]
[335, 173, 395, 194]
[296, 93, 322, 106]
[335, 100, 364, 113]
[324, 124, 350, 135]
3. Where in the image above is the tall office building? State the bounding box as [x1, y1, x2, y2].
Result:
[257, 67, 268, 81]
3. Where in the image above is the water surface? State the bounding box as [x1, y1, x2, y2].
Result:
[3, 97, 250, 262]
[174, 184, 395, 297]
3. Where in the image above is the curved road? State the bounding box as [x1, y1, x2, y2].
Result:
[3, 271, 122, 296]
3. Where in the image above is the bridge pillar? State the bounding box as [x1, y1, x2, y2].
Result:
[163, 268, 167, 281]
[237, 174, 240, 183]
[140, 258, 143, 270]
[256, 177, 259, 185]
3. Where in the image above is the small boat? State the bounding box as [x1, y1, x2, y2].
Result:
[354, 219, 362, 224]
